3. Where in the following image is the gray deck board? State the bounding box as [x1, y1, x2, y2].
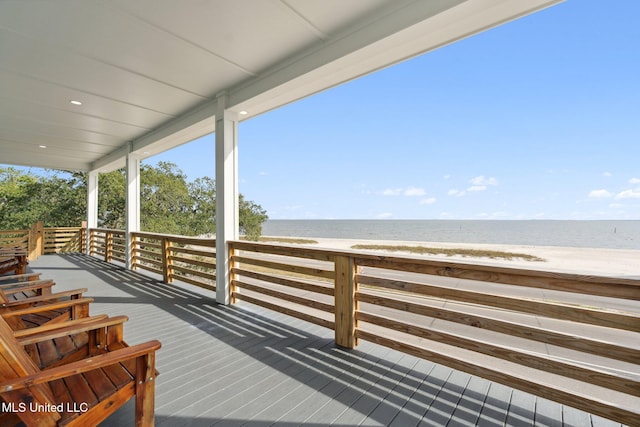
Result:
[476, 382, 512, 426]
[23, 253, 625, 427]
[447, 375, 492, 426]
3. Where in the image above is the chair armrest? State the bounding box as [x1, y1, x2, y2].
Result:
[0, 273, 42, 283]
[5, 288, 87, 307]
[13, 314, 109, 339]
[1, 280, 55, 294]
[16, 314, 128, 345]
[2, 297, 94, 318]
[0, 340, 161, 392]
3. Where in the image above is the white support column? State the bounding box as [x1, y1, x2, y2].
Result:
[125, 148, 141, 270]
[86, 170, 99, 254]
[215, 93, 239, 305]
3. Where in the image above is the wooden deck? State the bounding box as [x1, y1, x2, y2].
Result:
[25, 254, 624, 427]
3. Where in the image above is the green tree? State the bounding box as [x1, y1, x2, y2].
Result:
[0, 163, 268, 239]
[40, 172, 86, 226]
[140, 162, 193, 235]
[188, 176, 216, 236]
[187, 176, 269, 240]
[240, 194, 268, 240]
[0, 167, 41, 228]
[0, 167, 86, 229]
[96, 170, 126, 229]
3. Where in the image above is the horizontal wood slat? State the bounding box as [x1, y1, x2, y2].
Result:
[357, 274, 640, 332]
[356, 256, 640, 300]
[171, 274, 215, 291]
[356, 311, 639, 397]
[355, 329, 639, 426]
[356, 290, 637, 364]
[233, 280, 334, 313]
[233, 268, 334, 296]
[170, 255, 215, 270]
[233, 292, 334, 330]
[171, 265, 216, 281]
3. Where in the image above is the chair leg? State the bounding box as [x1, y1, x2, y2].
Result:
[135, 353, 156, 427]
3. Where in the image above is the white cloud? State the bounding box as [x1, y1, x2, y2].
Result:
[382, 187, 426, 196]
[258, 171, 268, 176]
[588, 189, 613, 199]
[447, 176, 499, 197]
[443, 174, 451, 180]
[615, 189, 640, 199]
[419, 197, 436, 205]
[470, 175, 498, 186]
[382, 188, 403, 196]
[404, 187, 426, 196]
[602, 172, 612, 177]
[467, 185, 487, 192]
[376, 212, 393, 219]
[629, 177, 640, 185]
[464, 175, 498, 193]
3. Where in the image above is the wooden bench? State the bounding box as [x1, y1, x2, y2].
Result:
[0, 314, 161, 426]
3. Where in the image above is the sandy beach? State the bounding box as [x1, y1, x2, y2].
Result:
[291, 237, 640, 278]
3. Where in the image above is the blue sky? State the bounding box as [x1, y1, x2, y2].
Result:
[148, 1, 639, 220]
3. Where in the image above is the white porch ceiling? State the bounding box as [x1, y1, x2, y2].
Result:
[0, 0, 561, 172]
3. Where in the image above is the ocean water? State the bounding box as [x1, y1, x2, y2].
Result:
[262, 220, 640, 250]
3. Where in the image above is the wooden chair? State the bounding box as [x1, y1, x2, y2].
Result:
[0, 273, 42, 283]
[0, 314, 161, 426]
[1, 278, 56, 301]
[1, 284, 93, 330]
[0, 275, 48, 310]
[0, 246, 28, 276]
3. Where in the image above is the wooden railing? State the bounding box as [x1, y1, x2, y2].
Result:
[89, 228, 126, 263]
[230, 240, 336, 330]
[0, 228, 29, 274]
[0, 223, 85, 260]
[89, 228, 216, 291]
[43, 226, 85, 254]
[131, 231, 216, 291]
[27, 225, 640, 424]
[229, 240, 640, 425]
[0, 229, 29, 251]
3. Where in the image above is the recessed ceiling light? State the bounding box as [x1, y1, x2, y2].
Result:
[39, 145, 47, 149]
[70, 100, 83, 106]
[239, 110, 248, 115]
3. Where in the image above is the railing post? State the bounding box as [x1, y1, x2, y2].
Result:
[162, 237, 173, 283]
[334, 254, 358, 349]
[89, 229, 96, 256]
[30, 221, 44, 259]
[229, 243, 237, 304]
[105, 231, 113, 262]
[130, 233, 138, 270]
[28, 222, 38, 260]
[80, 221, 87, 253]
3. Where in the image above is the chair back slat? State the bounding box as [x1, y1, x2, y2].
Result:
[0, 315, 60, 425]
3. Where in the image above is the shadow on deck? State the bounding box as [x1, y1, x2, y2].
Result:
[28, 254, 622, 427]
